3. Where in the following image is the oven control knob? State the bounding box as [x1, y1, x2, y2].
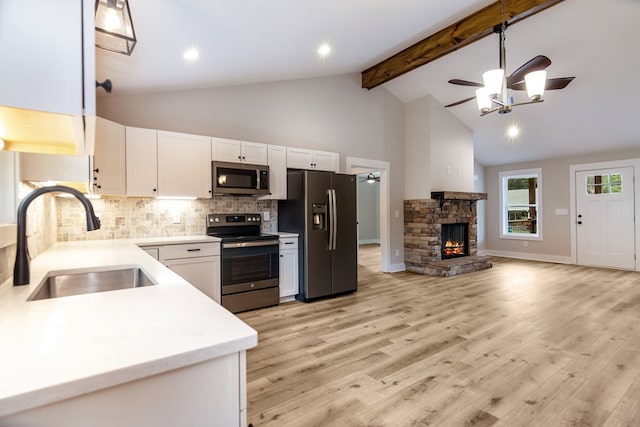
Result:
[214, 217, 220, 223]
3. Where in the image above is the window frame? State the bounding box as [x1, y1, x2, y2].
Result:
[499, 168, 543, 241]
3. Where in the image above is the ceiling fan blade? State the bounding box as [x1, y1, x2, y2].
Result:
[445, 96, 476, 108]
[511, 76, 576, 91]
[507, 55, 552, 87]
[448, 79, 483, 87]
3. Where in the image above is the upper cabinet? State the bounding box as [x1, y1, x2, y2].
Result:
[93, 118, 126, 196]
[212, 137, 268, 165]
[126, 127, 158, 197]
[286, 148, 339, 172]
[0, 0, 95, 155]
[262, 145, 287, 200]
[158, 131, 212, 198]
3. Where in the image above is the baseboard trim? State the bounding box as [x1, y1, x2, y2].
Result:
[385, 263, 406, 273]
[358, 239, 381, 245]
[480, 249, 573, 265]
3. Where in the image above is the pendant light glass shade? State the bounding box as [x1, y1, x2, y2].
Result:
[476, 88, 492, 113]
[95, 0, 137, 55]
[482, 69, 505, 97]
[525, 70, 547, 100]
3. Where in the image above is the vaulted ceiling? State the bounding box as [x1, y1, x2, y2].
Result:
[97, 0, 640, 166]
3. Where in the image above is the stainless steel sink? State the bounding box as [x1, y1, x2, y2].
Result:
[29, 267, 156, 301]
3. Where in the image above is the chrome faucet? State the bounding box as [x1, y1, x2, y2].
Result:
[13, 185, 101, 286]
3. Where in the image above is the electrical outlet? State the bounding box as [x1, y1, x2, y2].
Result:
[172, 213, 181, 224]
[263, 211, 270, 221]
[395, 249, 400, 257]
[523, 241, 528, 247]
[395, 210, 400, 218]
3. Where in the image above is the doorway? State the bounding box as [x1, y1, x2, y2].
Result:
[357, 171, 381, 271]
[571, 161, 637, 270]
[346, 157, 391, 273]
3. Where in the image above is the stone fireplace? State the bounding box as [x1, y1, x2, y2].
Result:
[404, 191, 491, 277]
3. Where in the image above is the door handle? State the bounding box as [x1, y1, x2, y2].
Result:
[577, 221, 582, 225]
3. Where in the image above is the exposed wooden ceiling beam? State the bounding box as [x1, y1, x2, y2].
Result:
[361, 0, 565, 90]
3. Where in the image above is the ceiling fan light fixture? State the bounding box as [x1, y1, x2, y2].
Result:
[95, 0, 137, 56]
[482, 69, 504, 97]
[366, 173, 376, 183]
[476, 88, 492, 113]
[525, 70, 547, 100]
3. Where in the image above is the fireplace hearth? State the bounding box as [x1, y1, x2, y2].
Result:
[404, 191, 491, 277]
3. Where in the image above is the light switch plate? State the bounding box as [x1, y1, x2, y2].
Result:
[263, 211, 270, 221]
[555, 208, 568, 216]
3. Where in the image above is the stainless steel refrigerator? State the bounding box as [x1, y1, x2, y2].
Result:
[278, 169, 358, 302]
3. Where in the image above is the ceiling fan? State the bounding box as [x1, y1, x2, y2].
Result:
[359, 173, 380, 183]
[445, 1, 575, 115]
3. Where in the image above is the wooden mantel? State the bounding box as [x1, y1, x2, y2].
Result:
[361, 0, 566, 90]
[431, 191, 488, 209]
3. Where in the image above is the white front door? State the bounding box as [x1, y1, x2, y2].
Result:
[575, 167, 635, 269]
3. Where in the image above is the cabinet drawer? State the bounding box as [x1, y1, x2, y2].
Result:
[160, 242, 220, 260]
[279, 238, 298, 250]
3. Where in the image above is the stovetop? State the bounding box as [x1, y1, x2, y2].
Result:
[205, 213, 278, 242]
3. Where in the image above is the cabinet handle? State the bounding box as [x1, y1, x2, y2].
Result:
[93, 168, 100, 174]
[153, 188, 157, 192]
[284, 242, 294, 245]
[187, 248, 201, 252]
[238, 155, 242, 160]
[280, 255, 283, 257]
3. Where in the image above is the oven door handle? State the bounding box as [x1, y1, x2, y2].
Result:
[223, 240, 280, 249]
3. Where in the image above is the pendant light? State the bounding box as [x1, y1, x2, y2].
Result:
[95, 0, 137, 55]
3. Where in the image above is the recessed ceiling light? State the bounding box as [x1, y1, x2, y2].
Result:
[318, 42, 331, 60]
[507, 124, 520, 138]
[183, 47, 199, 62]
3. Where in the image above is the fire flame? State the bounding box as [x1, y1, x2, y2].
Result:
[443, 240, 465, 256]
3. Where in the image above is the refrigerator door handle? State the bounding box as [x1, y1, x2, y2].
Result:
[331, 189, 338, 250]
[327, 189, 334, 250]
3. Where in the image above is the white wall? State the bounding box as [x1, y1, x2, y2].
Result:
[357, 177, 380, 243]
[429, 97, 474, 192]
[98, 73, 407, 266]
[484, 147, 640, 260]
[474, 160, 486, 250]
[404, 95, 474, 199]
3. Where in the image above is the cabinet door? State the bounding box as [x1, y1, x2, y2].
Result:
[0, 0, 94, 115]
[126, 127, 158, 197]
[262, 145, 286, 200]
[212, 137, 242, 163]
[279, 250, 299, 298]
[241, 142, 268, 165]
[312, 150, 339, 172]
[158, 131, 212, 198]
[286, 147, 314, 169]
[164, 257, 221, 303]
[93, 118, 126, 195]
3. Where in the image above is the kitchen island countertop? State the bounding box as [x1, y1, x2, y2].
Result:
[0, 238, 257, 418]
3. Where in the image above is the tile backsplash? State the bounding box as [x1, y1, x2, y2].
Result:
[57, 196, 278, 241]
[0, 183, 58, 284]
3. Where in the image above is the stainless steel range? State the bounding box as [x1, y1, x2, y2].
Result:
[206, 213, 279, 313]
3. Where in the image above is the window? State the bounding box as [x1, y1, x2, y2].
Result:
[499, 168, 542, 240]
[585, 173, 622, 194]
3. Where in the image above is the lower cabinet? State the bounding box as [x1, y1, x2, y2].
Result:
[141, 242, 221, 303]
[279, 236, 299, 300]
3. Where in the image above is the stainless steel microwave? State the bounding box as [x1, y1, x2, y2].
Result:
[212, 161, 269, 196]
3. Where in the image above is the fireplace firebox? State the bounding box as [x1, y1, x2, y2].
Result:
[441, 223, 469, 259]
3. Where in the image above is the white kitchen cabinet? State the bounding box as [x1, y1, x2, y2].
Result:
[286, 147, 339, 172]
[212, 137, 268, 165]
[158, 131, 212, 198]
[279, 236, 299, 300]
[0, 0, 95, 155]
[126, 127, 158, 197]
[1, 352, 245, 427]
[93, 118, 126, 196]
[262, 144, 287, 200]
[19, 153, 91, 191]
[159, 242, 221, 303]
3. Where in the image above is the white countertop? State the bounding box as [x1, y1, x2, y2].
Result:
[0, 238, 256, 418]
[275, 231, 299, 238]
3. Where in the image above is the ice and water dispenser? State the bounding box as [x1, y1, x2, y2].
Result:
[312, 204, 327, 230]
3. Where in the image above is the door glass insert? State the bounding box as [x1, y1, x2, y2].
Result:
[585, 173, 622, 194]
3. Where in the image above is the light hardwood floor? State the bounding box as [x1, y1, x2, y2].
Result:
[238, 245, 640, 426]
